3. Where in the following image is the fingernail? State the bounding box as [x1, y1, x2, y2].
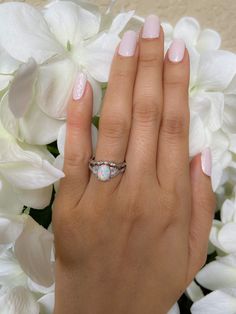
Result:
[73, 72, 87, 101]
[118, 30, 137, 57]
[168, 39, 186, 63]
[142, 14, 160, 39]
[201, 148, 212, 177]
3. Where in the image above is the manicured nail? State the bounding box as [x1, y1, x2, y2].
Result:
[168, 39, 186, 63]
[142, 14, 160, 39]
[118, 30, 137, 57]
[201, 148, 212, 177]
[73, 72, 87, 101]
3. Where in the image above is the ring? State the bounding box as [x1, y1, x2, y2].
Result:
[89, 156, 126, 182]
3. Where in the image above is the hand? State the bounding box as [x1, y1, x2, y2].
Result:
[53, 15, 215, 314]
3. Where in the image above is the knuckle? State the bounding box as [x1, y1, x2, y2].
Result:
[161, 115, 188, 137]
[100, 114, 130, 139]
[133, 99, 160, 124]
[64, 151, 91, 169]
[139, 50, 162, 68]
[112, 67, 134, 81]
[164, 72, 189, 88]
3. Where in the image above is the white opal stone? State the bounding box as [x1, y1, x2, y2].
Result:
[97, 165, 111, 181]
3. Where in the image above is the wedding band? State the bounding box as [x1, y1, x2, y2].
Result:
[89, 156, 126, 182]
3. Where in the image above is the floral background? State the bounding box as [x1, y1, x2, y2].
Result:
[1, 1, 236, 314]
[1, 0, 236, 51]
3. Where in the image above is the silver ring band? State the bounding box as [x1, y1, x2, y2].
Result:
[89, 157, 126, 182]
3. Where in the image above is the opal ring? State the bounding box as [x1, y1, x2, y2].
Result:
[89, 157, 126, 182]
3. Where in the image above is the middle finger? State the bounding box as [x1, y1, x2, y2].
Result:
[126, 15, 164, 176]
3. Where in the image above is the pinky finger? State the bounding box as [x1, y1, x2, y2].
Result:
[187, 149, 216, 284]
[59, 72, 93, 206]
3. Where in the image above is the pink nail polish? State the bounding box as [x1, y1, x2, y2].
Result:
[73, 72, 87, 101]
[142, 14, 160, 39]
[118, 30, 137, 57]
[201, 148, 212, 177]
[168, 39, 186, 63]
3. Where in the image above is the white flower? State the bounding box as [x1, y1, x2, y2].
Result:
[186, 281, 204, 303]
[0, 213, 56, 314]
[191, 288, 236, 314]
[0, 122, 64, 210]
[0, 1, 134, 145]
[0, 214, 55, 287]
[210, 194, 236, 254]
[0, 286, 40, 314]
[196, 254, 236, 291]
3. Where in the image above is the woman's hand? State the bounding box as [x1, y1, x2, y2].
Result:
[53, 15, 215, 314]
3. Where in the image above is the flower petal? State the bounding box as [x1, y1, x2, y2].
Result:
[207, 92, 224, 132]
[167, 303, 180, 314]
[197, 29, 221, 52]
[223, 94, 236, 134]
[8, 58, 38, 118]
[0, 215, 24, 244]
[0, 2, 64, 64]
[0, 91, 64, 145]
[218, 222, 236, 253]
[196, 258, 236, 290]
[196, 50, 236, 91]
[0, 249, 27, 288]
[186, 281, 204, 302]
[0, 45, 20, 74]
[36, 58, 77, 119]
[109, 11, 135, 34]
[0, 133, 64, 190]
[14, 216, 54, 287]
[43, 1, 101, 47]
[0, 75, 12, 91]
[16, 186, 53, 210]
[191, 289, 236, 314]
[221, 199, 235, 223]
[0, 177, 24, 214]
[0, 286, 39, 314]
[174, 17, 200, 45]
[37, 292, 55, 314]
[57, 124, 66, 156]
[82, 32, 120, 82]
[189, 111, 206, 157]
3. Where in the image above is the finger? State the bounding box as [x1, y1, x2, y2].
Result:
[58, 72, 93, 207]
[126, 15, 164, 174]
[187, 149, 216, 283]
[89, 30, 138, 190]
[157, 39, 190, 190]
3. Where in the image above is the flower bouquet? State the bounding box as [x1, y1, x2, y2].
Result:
[0, 0, 236, 313]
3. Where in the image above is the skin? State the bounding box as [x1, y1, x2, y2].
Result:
[53, 27, 216, 314]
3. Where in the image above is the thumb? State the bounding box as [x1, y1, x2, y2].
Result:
[187, 148, 216, 283]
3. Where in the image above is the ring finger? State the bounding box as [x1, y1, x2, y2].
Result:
[88, 30, 139, 191]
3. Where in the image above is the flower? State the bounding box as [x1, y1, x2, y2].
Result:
[191, 288, 236, 314]
[0, 121, 64, 211]
[0, 1, 135, 145]
[0, 213, 54, 287]
[210, 193, 236, 254]
[0, 213, 55, 314]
